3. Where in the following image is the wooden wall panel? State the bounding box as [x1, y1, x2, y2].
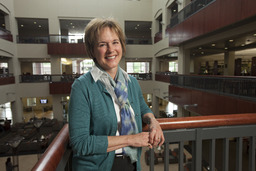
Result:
[49, 82, 73, 94]
[203, 1, 219, 32]
[241, 0, 256, 19]
[169, 86, 191, 105]
[48, 43, 86, 56]
[168, 0, 256, 46]
[0, 77, 15, 85]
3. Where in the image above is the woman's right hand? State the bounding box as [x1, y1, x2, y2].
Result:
[129, 132, 152, 148]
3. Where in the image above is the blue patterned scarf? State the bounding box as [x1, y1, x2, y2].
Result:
[113, 68, 138, 163]
[96, 65, 139, 163]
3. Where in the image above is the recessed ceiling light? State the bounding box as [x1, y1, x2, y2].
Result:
[201, 52, 204, 54]
[211, 43, 216, 47]
[198, 47, 202, 49]
[229, 39, 234, 42]
[241, 44, 245, 46]
[224, 47, 228, 50]
[34, 22, 37, 24]
[38, 25, 41, 28]
[21, 25, 24, 27]
[253, 33, 256, 36]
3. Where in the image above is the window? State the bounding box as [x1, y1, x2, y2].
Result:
[27, 98, 36, 107]
[0, 102, 12, 120]
[80, 59, 94, 74]
[169, 61, 178, 72]
[0, 62, 8, 68]
[32, 63, 51, 74]
[126, 62, 150, 73]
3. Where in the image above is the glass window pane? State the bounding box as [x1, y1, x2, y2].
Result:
[126, 62, 150, 73]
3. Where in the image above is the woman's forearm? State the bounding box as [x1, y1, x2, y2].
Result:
[107, 132, 151, 152]
[107, 135, 130, 152]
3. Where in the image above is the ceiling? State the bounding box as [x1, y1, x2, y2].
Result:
[191, 31, 256, 59]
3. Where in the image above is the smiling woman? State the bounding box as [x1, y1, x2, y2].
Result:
[68, 17, 164, 171]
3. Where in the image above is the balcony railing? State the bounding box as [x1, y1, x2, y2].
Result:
[169, 0, 215, 28]
[32, 113, 256, 171]
[20, 73, 151, 83]
[155, 72, 177, 83]
[0, 27, 13, 42]
[128, 73, 152, 80]
[126, 37, 152, 45]
[16, 35, 152, 45]
[0, 74, 15, 85]
[170, 74, 256, 100]
[154, 31, 163, 44]
[19, 74, 81, 83]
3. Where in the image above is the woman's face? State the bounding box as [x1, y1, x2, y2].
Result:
[93, 27, 122, 77]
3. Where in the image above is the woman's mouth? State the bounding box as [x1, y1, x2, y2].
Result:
[105, 56, 116, 59]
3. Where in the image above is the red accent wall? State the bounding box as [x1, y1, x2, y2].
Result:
[155, 73, 171, 83]
[167, 0, 256, 46]
[49, 82, 73, 94]
[0, 77, 15, 85]
[47, 43, 86, 55]
[169, 85, 256, 115]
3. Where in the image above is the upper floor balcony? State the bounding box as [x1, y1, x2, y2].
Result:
[0, 74, 15, 86]
[168, 74, 256, 116]
[16, 35, 152, 45]
[169, 74, 256, 101]
[19, 73, 153, 94]
[155, 72, 177, 83]
[0, 27, 13, 42]
[166, 0, 256, 46]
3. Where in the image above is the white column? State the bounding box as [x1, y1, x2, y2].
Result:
[52, 94, 64, 122]
[48, 17, 60, 43]
[178, 45, 190, 74]
[51, 56, 61, 73]
[11, 100, 23, 123]
[224, 51, 235, 76]
[152, 95, 159, 118]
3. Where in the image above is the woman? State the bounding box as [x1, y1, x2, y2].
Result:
[69, 17, 164, 171]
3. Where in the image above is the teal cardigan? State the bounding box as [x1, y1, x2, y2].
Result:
[69, 72, 152, 171]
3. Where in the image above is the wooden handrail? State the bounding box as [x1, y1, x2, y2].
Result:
[31, 124, 69, 171]
[32, 113, 256, 170]
[144, 113, 256, 131]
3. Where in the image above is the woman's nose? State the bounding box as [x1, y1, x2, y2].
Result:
[107, 44, 114, 53]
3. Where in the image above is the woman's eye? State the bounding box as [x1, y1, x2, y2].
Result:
[113, 41, 119, 44]
[99, 44, 106, 47]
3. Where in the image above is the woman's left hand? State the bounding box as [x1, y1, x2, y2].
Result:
[148, 118, 165, 147]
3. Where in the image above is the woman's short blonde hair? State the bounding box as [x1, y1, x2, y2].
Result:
[84, 18, 126, 59]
